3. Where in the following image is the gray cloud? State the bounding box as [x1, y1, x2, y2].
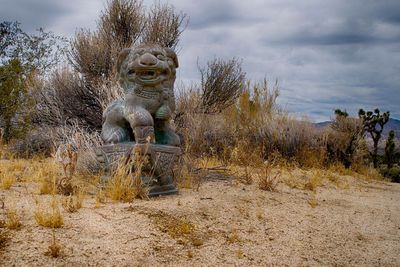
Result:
[1, 0, 400, 121]
[0, 0, 74, 32]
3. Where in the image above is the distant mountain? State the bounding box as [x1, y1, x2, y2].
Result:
[315, 118, 400, 137]
[382, 118, 400, 137]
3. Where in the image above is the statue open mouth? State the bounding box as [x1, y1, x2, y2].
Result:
[129, 67, 169, 85]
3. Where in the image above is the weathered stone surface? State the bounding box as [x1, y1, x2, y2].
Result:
[101, 43, 180, 146]
[95, 142, 181, 196]
[98, 44, 182, 196]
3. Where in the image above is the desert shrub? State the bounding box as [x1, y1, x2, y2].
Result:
[176, 78, 325, 167]
[49, 123, 103, 175]
[7, 131, 53, 158]
[32, 68, 115, 131]
[0, 175, 14, 190]
[385, 130, 396, 168]
[1, 21, 66, 143]
[61, 194, 83, 213]
[142, 2, 187, 49]
[258, 115, 322, 159]
[326, 110, 364, 168]
[4, 209, 22, 230]
[198, 58, 246, 114]
[381, 165, 400, 183]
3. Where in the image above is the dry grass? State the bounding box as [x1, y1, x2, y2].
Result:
[258, 164, 279, 191]
[304, 170, 323, 191]
[0, 158, 29, 187]
[0, 229, 10, 250]
[239, 167, 254, 185]
[308, 192, 318, 208]
[34, 198, 64, 228]
[94, 189, 107, 208]
[4, 209, 22, 230]
[105, 162, 136, 202]
[0, 175, 15, 190]
[61, 194, 83, 213]
[34, 161, 60, 195]
[105, 143, 153, 202]
[149, 210, 203, 246]
[226, 228, 241, 244]
[44, 231, 62, 258]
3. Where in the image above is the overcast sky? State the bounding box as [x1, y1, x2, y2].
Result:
[1, 0, 399, 121]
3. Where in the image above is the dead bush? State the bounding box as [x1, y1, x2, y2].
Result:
[142, 2, 188, 49]
[69, 31, 114, 81]
[198, 58, 246, 114]
[99, 0, 145, 46]
[176, 78, 325, 168]
[7, 131, 53, 158]
[258, 164, 279, 191]
[33, 68, 108, 130]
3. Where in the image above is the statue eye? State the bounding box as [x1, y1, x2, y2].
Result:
[156, 54, 165, 60]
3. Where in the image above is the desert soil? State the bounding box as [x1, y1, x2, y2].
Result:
[1, 171, 400, 267]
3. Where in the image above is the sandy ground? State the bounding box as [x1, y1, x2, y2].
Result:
[1, 171, 400, 267]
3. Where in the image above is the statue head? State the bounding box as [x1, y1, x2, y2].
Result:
[116, 43, 179, 93]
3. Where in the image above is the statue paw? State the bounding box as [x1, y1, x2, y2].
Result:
[155, 105, 171, 120]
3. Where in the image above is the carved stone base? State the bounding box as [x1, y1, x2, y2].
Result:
[95, 142, 181, 197]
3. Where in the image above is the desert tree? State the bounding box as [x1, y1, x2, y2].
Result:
[0, 21, 66, 141]
[1, 21, 67, 75]
[358, 108, 390, 168]
[334, 109, 348, 118]
[0, 21, 22, 57]
[0, 59, 31, 141]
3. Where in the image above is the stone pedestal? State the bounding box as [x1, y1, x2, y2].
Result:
[95, 142, 181, 197]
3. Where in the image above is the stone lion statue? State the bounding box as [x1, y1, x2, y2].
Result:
[101, 44, 180, 146]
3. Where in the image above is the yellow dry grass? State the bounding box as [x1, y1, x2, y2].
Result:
[61, 194, 83, 213]
[34, 198, 64, 228]
[304, 170, 323, 191]
[0, 176, 14, 190]
[4, 209, 22, 230]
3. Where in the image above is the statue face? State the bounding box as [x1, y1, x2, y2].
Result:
[118, 44, 178, 90]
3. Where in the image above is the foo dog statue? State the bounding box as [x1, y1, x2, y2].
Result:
[96, 44, 182, 196]
[101, 43, 180, 146]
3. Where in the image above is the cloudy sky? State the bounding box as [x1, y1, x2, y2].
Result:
[1, 0, 399, 121]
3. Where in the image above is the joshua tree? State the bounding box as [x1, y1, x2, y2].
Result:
[385, 130, 396, 169]
[334, 109, 349, 118]
[358, 108, 390, 168]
